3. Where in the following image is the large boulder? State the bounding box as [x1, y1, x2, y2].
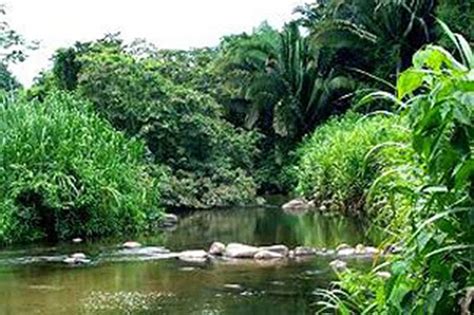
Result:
[254, 250, 284, 260]
[258, 245, 289, 256]
[209, 242, 226, 256]
[224, 243, 259, 258]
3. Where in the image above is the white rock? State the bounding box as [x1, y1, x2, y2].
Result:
[258, 245, 289, 256]
[178, 250, 208, 263]
[122, 241, 142, 249]
[364, 246, 380, 255]
[337, 248, 355, 256]
[209, 242, 226, 255]
[63, 257, 77, 264]
[282, 199, 308, 211]
[72, 238, 83, 244]
[224, 284, 243, 290]
[336, 243, 351, 251]
[70, 253, 87, 260]
[294, 246, 318, 256]
[254, 250, 284, 260]
[179, 250, 208, 258]
[63, 257, 91, 265]
[329, 259, 348, 272]
[224, 243, 259, 258]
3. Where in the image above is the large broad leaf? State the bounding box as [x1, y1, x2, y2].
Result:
[397, 69, 425, 99]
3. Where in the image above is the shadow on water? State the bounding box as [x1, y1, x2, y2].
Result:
[0, 205, 378, 314]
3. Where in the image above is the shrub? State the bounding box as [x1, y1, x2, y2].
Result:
[291, 112, 418, 218]
[0, 91, 163, 244]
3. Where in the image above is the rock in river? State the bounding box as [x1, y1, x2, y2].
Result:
[209, 242, 226, 256]
[70, 253, 87, 260]
[224, 243, 259, 258]
[294, 246, 318, 256]
[179, 250, 209, 263]
[337, 248, 355, 257]
[258, 245, 289, 256]
[63, 253, 91, 265]
[282, 199, 308, 212]
[336, 243, 351, 251]
[122, 241, 142, 249]
[254, 250, 284, 260]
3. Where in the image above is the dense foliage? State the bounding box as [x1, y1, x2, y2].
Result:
[44, 39, 260, 209]
[291, 112, 418, 219]
[0, 92, 163, 244]
[317, 25, 473, 314]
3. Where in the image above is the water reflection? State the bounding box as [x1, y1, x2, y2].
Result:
[0, 206, 374, 314]
[165, 207, 369, 250]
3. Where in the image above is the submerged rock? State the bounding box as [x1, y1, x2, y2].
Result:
[122, 246, 170, 256]
[209, 242, 226, 256]
[63, 253, 91, 265]
[122, 241, 142, 249]
[282, 199, 308, 212]
[254, 250, 284, 260]
[329, 259, 348, 272]
[224, 243, 259, 258]
[178, 250, 209, 263]
[294, 246, 318, 256]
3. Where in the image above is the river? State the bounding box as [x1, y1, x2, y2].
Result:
[0, 203, 377, 314]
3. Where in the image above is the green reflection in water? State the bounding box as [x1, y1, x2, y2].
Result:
[0, 206, 376, 314]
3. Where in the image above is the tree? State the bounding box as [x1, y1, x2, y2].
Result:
[217, 21, 354, 142]
[297, 0, 436, 80]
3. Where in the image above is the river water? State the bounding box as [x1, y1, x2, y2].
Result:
[0, 204, 377, 314]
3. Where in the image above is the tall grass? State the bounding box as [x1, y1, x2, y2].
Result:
[0, 91, 164, 244]
[290, 112, 419, 220]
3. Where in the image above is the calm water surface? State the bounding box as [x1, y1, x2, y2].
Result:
[0, 205, 377, 314]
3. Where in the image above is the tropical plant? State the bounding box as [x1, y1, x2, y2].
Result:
[297, 0, 436, 79]
[217, 21, 355, 141]
[0, 91, 164, 244]
[318, 23, 473, 314]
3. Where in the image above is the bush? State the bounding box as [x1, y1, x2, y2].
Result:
[0, 92, 163, 244]
[290, 112, 418, 218]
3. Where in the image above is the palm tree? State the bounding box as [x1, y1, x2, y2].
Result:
[217, 22, 354, 141]
[296, 0, 435, 79]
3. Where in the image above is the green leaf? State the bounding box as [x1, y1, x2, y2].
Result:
[397, 70, 425, 99]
